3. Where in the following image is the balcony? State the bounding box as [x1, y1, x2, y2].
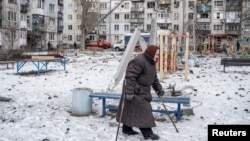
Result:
[130, 18, 144, 23]
[131, 7, 144, 12]
[57, 26, 63, 32]
[226, 6, 241, 11]
[197, 5, 211, 13]
[21, 5, 28, 13]
[58, 0, 63, 5]
[196, 30, 211, 35]
[58, 12, 63, 20]
[32, 24, 46, 31]
[158, 0, 171, 4]
[225, 30, 238, 35]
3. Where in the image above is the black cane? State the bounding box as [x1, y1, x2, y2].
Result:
[159, 96, 179, 132]
[115, 80, 126, 141]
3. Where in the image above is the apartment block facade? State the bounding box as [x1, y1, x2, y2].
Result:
[0, 0, 63, 51]
[0, 0, 249, 51]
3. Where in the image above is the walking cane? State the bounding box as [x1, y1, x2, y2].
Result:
[115, 80, 126, 141]
[159, 96, 179, 132]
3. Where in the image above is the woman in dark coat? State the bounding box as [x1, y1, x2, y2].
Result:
[116, 45, 165, 140]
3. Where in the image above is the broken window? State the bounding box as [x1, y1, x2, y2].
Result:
[188, 1, 194, 9]
[174, 24, 179, 31]
[188, 13, 193, 20]
[147, 2, 155, 8]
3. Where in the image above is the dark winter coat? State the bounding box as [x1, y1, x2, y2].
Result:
[116, 52, 162, 128]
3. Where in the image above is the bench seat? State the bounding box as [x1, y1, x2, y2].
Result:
[221, 58, 250, 72]
[89, 92, 190, 121]
[0, 53, 15, 69]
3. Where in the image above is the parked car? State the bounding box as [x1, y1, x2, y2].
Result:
[85, 38, 112, 49]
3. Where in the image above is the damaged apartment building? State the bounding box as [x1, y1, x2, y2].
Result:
[0, 0, 250, 52]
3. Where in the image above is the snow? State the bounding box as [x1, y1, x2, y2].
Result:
[0, 50, 250, 141]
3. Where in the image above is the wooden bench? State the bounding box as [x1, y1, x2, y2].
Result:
[89, 92, 190, 121]
[221, 58, 250, 72]
[0, 53, 15, 69]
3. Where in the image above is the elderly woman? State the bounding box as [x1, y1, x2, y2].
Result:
[116, 45, 165, 140]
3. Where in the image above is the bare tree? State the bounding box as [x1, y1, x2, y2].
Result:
[73, 0, 100, 51]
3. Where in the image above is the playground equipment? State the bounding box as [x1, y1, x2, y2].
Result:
[158, 33, 190, 82]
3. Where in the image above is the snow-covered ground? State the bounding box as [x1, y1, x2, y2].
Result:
[0, 50, 249, 141]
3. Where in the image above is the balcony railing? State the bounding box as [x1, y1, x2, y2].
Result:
[197, 5, 212, 13]
[131, 7, 144, 12]
[32, 24, 46, 30]
[130, 18, 144, 23]
[195, 30, 211, 35]
[225, 30, 238, 35]
[226, 6, 242, 11]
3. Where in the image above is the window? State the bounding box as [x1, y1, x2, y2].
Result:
[99, 25, 106, 31]
[147, 2, 155, 8]
[124, 25, 129, 31]
[68, 25, 73, 30]
[174, 25, 179, 31]
[77, 5, 82, 11]
[197, 23, 210, 30]
[115, 14, 119, 20]
[49, 18, 55, 25]
[68, 15, 72, 20]
[247, 0, 250, 7]
[37, 0, 44, 9]
[114, 25, 119, 31]
[201, 13, 209, 19]
[115, 35, 119, 41]
[244, 25, 250, 31]
[8, 11, 16, 21]
[68, 4, 72, 10]
[147, 13, 153, 19]
[76, 35, 81, 42]
[188, 1, 194, 9]
[158, 13, 165, 19]
[147, 24, 151, 31]
[58, 20, 63, 27]
[214, 13, 223, 19]
[68, 35, 72, 41]
[8, 0, 17, 4]
[91, 3, 96, 9]
[226, 24, 239, 31]
[78, 25, 81, 30]
[214, 25, 223, 30]
[27, 16, 30, 24]
[124, 3, 129, 9]
[100, 3, 107, 10]
[214, 1, 223, 7]
[174, 13, 179, 20]
[77, 15, 81, 20]
[188, 13, 193, 20]
[49, 4, 55, 12]
[89, 35, 96, 41]
[124, 14, 129, 20]
[20, 29, 26, 39]
[21, 14, 26, 21]
[49, 33, 54, 40]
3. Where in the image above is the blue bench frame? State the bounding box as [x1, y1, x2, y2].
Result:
[16, 58, 66, 76]
[89, 92, 190, 121]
